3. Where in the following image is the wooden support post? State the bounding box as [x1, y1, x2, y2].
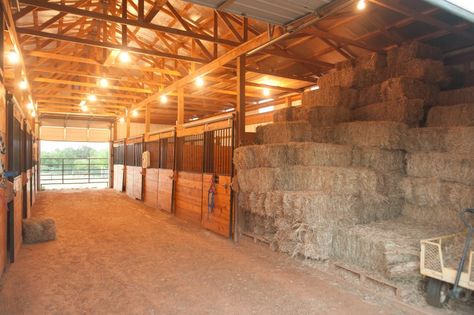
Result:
[177, 87, 184, 128]
[137, 0, 144, 21]
[126, 114, 131, 138]
[121, 0, 127, 47]
[285, 96, 291, 107]
[145, 103, 151, 135]
[113, 121, 117, 141]
[213, 10, 218, 58]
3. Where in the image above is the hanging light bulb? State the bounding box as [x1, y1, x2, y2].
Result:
[88, 94, 97, 102]
[160, 95, 168, 104]
[31, 111, 36, 118]
[118, 50, 131, 63]
[7, 50, 19, 64]
[132, 110, 138, 117]
[262, 88, 270, 96]
[119, 117, 125, 124]
[357, 0, 367, 10]
[81, 104, 88, 112]
[19, 79, 28, 90]
[98, 78, 109, 88]
[27, 102, 34, 110]
[195, 76, 204, 87]
[79, 100, 86, 106]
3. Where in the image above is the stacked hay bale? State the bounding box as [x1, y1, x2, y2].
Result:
[426, 87, 474, 127]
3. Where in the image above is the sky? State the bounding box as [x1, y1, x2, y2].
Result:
[447, 0, 474, 12]
[41, 141, 109, 153]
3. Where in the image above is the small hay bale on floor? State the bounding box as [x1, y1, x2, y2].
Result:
[426, 103, 474, 127]
[406, 152, 474, 186]
[334, 121, 407, 150]
[438, 86, 474, 106]
[403, 126, 474, 154]
[23, 218, 56, 243]
[351, 98, 424, 127]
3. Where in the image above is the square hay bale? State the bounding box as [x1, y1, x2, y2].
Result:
[357, 83, 382, 107]
[234, 144, 289, 170]
[318, 68, 385, 90]
[290, 142, 353, 167]
[351, 98, 424, 127]
[406, 152, 474, 186]
[306, 106, 351, 127]
[243, 212, 276, 238]
[387, 42, 442, 68]
[438, 87, 474, 106]
[256, 121, 311, 144]
[22, 218, 56, 243]
[403, 126, 474, 154]
[389, 59, 445, 84]
[336, 52, 387, 71]
[302, 87, 358, 107]
[380, 77, 439, 105]
[401, 177, 473, 229]
[239, 191, 283, 218]
[427, 103, 474, 127]
[352, 147, 405, 174]
[237, 168, 277, 193]
[332, 216, 448, 280]
[272, 106, 308, 123]
[334, 121, 408, 150]
[312, 126, 335, 143]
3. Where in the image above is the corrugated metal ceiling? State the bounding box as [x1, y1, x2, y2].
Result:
[184, 0, 333, 25]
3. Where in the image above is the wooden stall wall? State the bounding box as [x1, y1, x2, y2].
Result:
[0, 81, 6, 275]
[157, 137, 174, 213]
[13, 176, 22, 258]
[112, 142, 125, 192]
[201, 174, 231, 237]
[125, 141, 143, 200]
[143, 141, 159, 208]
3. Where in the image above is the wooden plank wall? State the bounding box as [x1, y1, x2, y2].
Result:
[157, 169, 173, 213]
[125, 166, 143, 200]
[113, 164, 124, 192]
[175, 172, 203, 225]
[201, 174, 231, 237]
[13, 176, 23, 258]
[144, 168, 158, 208]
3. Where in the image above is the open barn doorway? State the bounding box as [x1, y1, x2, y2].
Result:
[39, 141, 110, 190]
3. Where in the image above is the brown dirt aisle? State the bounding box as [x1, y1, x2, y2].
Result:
[0, 189, 428, 315]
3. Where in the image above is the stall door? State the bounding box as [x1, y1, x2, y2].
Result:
[113, 143, 125, 192]
[157, 137, 174, 213]
[201, 128, 233, 237]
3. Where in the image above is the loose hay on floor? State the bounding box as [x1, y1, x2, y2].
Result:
[22, 217, 56, 243]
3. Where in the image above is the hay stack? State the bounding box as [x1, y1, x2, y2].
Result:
[306, 106, 351, 127]
[403, 126, 474, 154]
[334, 121, 407, 150]
[438, 86, 474, 106]
[256, 121, 311, 144]
[302, 87, 358, 107]
[406, 152, 474, 186]
[312, 126, 335, 143]
[273, 106, 307, 123]
[352, 147, 405, 174]
[387, 42, 442, 68]
[426, 103, 474, 127]
[23, 218, 56, 243]
[351, 98, 424, 127]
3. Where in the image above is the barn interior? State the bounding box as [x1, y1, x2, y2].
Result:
[0, 0, 473, 313]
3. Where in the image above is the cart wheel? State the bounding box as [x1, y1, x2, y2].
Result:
[426, 278, 450, 307]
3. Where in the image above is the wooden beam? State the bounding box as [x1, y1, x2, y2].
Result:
[132, 28, 284, 111]
[236, 55, 245, 147]
[177, 87, 184, 127]
[32, 77, 153, 93]
[145, 103, 151, 133]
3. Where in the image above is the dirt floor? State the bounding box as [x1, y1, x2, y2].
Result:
[0, 189, 458, 314]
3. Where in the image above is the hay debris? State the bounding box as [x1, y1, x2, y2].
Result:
[256, 121, 311, 144]
[406, 152, 474, 186]
[334, 121, 408, 150]
[22, 218, 56, 243]
[302, 87, 358, 107]
[351, 98, 424, 127]
[403, 126, 474, 154]
[427, 103, 474, 127]
[438, 86, 474, 106]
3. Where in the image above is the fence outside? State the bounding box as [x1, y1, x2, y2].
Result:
[40, 157, 109, 188]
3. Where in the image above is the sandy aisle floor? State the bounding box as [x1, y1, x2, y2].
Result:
[0, 189, 430, 315]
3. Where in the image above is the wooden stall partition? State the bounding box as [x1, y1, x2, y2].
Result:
[125, 165, 134, 198]
[13, 176, 22, 258]
[157, 169, 173, 212]
[26, 170, 31, 218]
[175, 171, 203, 225]
[143, 168, 159, 208]
[132, 166, 143, 200]
[112, 141, 125, 192]
[113, 164, 124, 192]
[201, 174, 231, 237]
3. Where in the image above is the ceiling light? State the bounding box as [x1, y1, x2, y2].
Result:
[357, 0, 366, 10]
[79, 100, 86, 106]
[258, 105, 274, 114]
[160, 95, 168, 104]
[262, 88, 270, 96]
[7, 50, 19, 64]
[81, 104, 88, 112]
[88, 94, 97, 102]
[27, 102, 34, 110]
[257, 98, 274, 104]
[189, 116, 198, 121]
[195, 77, 204, 87]
[19, 80, 28, 90]
[98, 78, 108, 88]
[31, 111, 36, 118]
[132, 110, 138, 117]
[118, 50, 131, 63]
[119, 117, 125, 124]
[310, 85, 320, 91]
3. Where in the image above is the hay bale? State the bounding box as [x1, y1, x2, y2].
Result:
[402, 204, 466, 230]
[427, 103, 474, 127]
[336, 52, 387, 71]
[334, 121, 408, 150]
[22, 218, 56, 243]
[352, 147, 405, 174]
[302, 87, 358, 107]
[234, 144, 289, 170]
[243, 212, 276, 239]
[272, 106, 307, 122]
[306, 106, 351, 127]
[237, 168, 276, 193]
[403, 126, 474, 154]
[290, 142, 353, 167]
[357, 83, 382, 107]
[438, 87, 474, 106]
[256, 121, 311, 144]
[312, 126, 335, 143]
[318, 67, 385, 90]
[387, 42, 442, 68]
[391, 59, 445, 84]
[406, 152, 474, 186]
[380, 77, 439, 105]
[351, 98, 424, 127]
